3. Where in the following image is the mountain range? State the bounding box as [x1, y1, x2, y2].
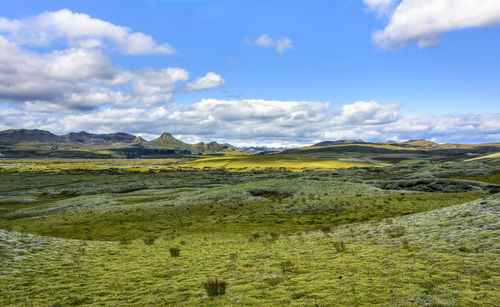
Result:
[0, 129, 236, 158]
[1, 128, 499, 159]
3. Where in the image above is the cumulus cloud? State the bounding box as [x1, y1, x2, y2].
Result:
[0, 36, 186, 110]
[367, 0, 500, 49]
[0, 10, 225, 111]
[0, 36, 124, 111]
[0, 9, 174, 55]
[124, 68, 190, 107]
[248, 34, 294, 54]
[186, 72, 226, 91]
[2, 99, 498, 146]
[331, 101, 400, 125]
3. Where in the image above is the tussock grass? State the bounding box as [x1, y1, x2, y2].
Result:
[202, 279, 227, 296]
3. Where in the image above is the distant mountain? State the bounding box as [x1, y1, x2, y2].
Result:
[152, 132, 190, 148]
[292, 138, 500, 160]
[150, 133, 234, 154]
[312, 140, 366, 147]
[238, 146, 285, 154]
[132, 136, 147, 144]
[0, 129, 61, 143]
[62, 131, 136, 144]
[399, 139, 439, 148]
[191, 141, 235, 154]
[0, 129, 238, 158]
[0, 129, 137, 144]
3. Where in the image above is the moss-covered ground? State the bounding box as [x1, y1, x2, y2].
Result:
[1, 158, 499, 305]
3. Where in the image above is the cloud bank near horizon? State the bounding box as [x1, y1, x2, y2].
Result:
[1, 99, 499, 147]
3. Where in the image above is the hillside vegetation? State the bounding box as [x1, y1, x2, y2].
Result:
[1, 156, 499, 305]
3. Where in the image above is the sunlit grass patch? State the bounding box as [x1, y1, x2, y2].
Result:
[180, 153, 386, 170]
[0, 158, 188, 172]
[466, 152, 500, 161]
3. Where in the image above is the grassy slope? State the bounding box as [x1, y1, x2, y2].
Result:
[1, 194, 498, 306]
[1, 158, 499, 305]
[467, 152, 500, 161]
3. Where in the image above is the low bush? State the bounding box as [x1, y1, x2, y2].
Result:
[202, 279, 227, 296]
[142, 236, 157, 245]
[250, 233, 261, 240]
[119, 238, 132, 245]
[385, 225, 406, 238]
[401, 238, 410, 249]
[333, 240, 346, 252]
[279, 259, 294, 272]
[169, 247, 180, 257]
[318, 225, 332, 233]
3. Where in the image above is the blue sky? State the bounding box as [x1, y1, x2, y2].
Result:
[0, 0, 499, 146]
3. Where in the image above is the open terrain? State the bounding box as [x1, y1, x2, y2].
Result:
[1, 148, 499, 305]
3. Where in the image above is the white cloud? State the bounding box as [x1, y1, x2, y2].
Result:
[2, 98, 498, 147]
[0, 9, 174, 55]
[128, 68, 190, 107]
[0, 99, 330, 145]
[368, 0, 500, 49]
[0, 36, 125, 110]
[0, 10, 224, 111]
[248, 34, 295, 54]
[363, 0, 397, 16]
[331, 101, 400, 125]
[186, 72, 226, 91]
[45, 48, 115, 81]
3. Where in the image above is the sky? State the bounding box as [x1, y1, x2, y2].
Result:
[0, 0, 499, 147]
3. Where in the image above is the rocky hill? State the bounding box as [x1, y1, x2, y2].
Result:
[0, 129, 236, 158]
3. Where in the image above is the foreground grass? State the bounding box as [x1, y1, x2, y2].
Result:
[1, 195, 498, 306]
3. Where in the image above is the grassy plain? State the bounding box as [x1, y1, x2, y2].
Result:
[1, 157, 499, 305]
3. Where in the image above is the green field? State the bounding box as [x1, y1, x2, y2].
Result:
[1, 157, 499, 305]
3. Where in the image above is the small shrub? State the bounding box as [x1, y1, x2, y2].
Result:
[143, 236, 157, 245]
[385, 226, 407, 238]
[119, 238, 132, 245]
[333, 240, 346, 252]
[279, 259, 294, 272]
[252, 233, 261, 239]
[318, 225, 332, 233]
[270, 232, 280, 239]
[169, 247, 180, 257]
[229, 253, 238, 260]
[180, 240, 186, 245]
[401, 238, 410, 249]
[202, 279, 227, 296]
[457, 244, 473, 253]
